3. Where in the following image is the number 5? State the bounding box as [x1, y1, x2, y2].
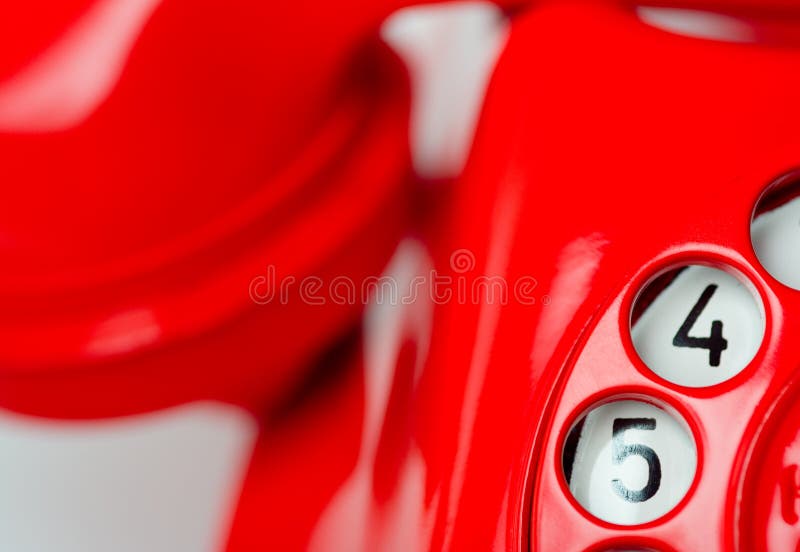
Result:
[611, 418, 662, 503]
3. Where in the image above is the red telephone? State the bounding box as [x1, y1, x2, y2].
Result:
[230, 2, 800, 550]
[406, 1, 800, 550]
[2, 0, 800, 551]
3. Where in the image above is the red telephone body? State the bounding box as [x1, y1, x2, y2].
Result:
[401, 1, 800, 551]
[227, 2, 800, 550]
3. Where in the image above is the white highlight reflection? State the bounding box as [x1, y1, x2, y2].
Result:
[637, 7, 758, 44]
[383, 2, 509, 179]
[0, 0, 163, 133]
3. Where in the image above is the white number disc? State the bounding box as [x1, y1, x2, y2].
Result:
[631, 265, 764, 388]
[564, 400, 696, 525]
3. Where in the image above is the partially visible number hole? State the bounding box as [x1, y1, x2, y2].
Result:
[752, 173, 800, 291]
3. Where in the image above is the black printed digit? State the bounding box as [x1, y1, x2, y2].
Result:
[611, 417, 662, 503]
[673, 284, 728, 367]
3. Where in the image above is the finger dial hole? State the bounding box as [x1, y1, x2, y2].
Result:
[630, 264, 765, 388]
[751, 173, 800, 291]
[562, 399, 697, 526]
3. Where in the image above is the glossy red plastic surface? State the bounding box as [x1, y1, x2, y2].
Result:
[6, 0, 800, 550]
[224, 2, 800, 550]
[380, 1, 800, 551]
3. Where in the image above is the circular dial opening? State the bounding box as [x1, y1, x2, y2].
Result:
[562, 399, 697, 525]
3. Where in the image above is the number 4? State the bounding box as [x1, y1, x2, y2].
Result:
[673, 284, 728, 367]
